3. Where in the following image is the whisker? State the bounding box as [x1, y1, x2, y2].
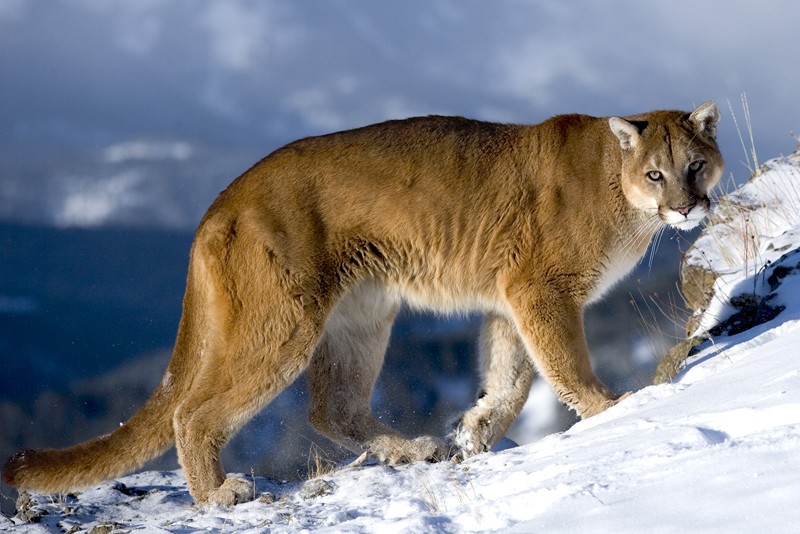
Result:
[648, 225, 668, 274]
[619, 214, 662, 260]
[619, 217, 657, 257]
[646, 221, 665, 265]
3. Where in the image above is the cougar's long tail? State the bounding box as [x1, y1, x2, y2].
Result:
[2, 242, 213, 494]
[2, 379, 178, 493]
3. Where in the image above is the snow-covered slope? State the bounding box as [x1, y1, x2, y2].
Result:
[5, 151, 800, 533]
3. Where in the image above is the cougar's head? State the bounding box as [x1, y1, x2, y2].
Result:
[609, 101, 724, 230]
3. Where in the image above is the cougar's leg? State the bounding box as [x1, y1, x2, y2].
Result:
[309, 282, 447, 465]
[505, 284, 623, 419]
[173, 299, 324, 505]
[172, 219, 330, 505]
[448, 312, 534, 459]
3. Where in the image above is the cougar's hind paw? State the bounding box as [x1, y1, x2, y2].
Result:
[206, 477, 255, 506]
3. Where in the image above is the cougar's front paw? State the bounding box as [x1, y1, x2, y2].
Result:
[579, 391, 633, 419]
[447, 412, 493, 461]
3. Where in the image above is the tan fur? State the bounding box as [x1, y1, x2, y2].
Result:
[3, 102, 723, 505]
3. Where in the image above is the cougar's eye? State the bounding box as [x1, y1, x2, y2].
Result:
[647, 170, 663, 182]
[689, 160, 705, 172]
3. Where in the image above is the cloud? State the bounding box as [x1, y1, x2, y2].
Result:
[0, 0, 24, 21]
[1, 0, 799, 184]
[200, 2, 266, 72]
[103, 141, 193, 164]
[493, 35, 605, 108]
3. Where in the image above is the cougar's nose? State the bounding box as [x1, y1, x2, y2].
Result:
[675, 202, 696, 216]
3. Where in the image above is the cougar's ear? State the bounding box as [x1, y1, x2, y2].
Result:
[609, 117, 640, 151]
[689, 101, 720, 138]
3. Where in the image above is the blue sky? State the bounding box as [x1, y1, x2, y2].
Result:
[1, 0, 798, 226]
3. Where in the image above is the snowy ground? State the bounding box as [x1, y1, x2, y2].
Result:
[4, 152, 800, 533]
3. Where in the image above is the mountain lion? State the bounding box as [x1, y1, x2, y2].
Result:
[4, 102, 723, 505]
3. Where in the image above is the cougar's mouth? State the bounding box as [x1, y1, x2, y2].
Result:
[661, 203, 708, 230]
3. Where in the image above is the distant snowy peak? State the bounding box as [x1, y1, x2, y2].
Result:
[53, 140, 195, 227]
[54, 170, 147, 228]
[682, 149, 800, 337]
[0, 141, 257, 230]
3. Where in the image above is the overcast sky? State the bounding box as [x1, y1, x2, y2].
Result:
[1, 0, 799, 224]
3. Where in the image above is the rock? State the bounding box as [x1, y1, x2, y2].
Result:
[87, 524, 117, 534]
[653, 336, 705, 384]
[299, 478, 334, 500]
[14, 491, 45, 524]
[259, 492, 276, 504]
[680, 263, 718, 329]
[113, 481, 147, 497]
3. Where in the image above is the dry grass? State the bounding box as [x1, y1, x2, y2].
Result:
[417, 471, 477, 516]
[307, 443, 338, 480]
[700, 94, 768, 278]
[418, 475, 442, 514]
[728, 92, 760, 177]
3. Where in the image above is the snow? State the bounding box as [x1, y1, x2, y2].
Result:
[5, 151, 800, 532]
